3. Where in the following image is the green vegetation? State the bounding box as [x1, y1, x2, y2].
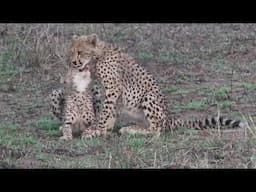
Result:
[0, 51, 18, 84]
[127, 135, 146, 150]
[214, 87, 231, 100]
[33, 118, 61, 136]
[165, 87, 191, 95]
[175, 101, 208, 111]
[157, 53, 188, 64]
[219, 100, 233, 110]
[137, 52, 154, 62]
[242, 83, 256, 91]
[34, 118, 60, 130]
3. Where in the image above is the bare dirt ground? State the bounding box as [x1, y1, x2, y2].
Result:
[1, 24, 256, 168]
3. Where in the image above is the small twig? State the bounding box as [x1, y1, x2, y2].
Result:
[247, 116, 256, 138]
[168, 147, 193, 153]
[134, 155, 149, 167]
[217, 107, 221, 138]
[108, 152, 112, 169]
[228, 38, 236, 114]
[153, 151, 157, 168]
[229, 68, 234, 113]
[110, 25, 130, 42]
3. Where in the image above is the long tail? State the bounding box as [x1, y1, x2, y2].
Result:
[168, 116, 247, 130]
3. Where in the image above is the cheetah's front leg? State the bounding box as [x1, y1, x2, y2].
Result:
[59, 110, 76, 141]
[97, 88, 120, 137]
[59, 124, 73, 141]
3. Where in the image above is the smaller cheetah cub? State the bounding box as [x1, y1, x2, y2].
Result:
[50, 67, 96, 141]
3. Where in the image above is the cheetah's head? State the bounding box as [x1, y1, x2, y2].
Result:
[70, 33, 101, 71]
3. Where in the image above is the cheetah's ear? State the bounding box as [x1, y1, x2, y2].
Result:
[87, 33, 98, 47]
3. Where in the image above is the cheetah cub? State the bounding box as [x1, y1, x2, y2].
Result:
[68, 33, 247, 138]
[50, 67, 98, 140]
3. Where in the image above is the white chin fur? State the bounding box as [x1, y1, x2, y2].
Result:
[73, 71, 91, 92]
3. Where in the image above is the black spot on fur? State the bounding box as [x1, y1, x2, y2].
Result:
[211, 117, 216, 125]
[105, 101, 114, 104]
[219, 116, 224, 125]
[232, 121, 240, 128]
[199, 120, 203, 128]
[225, 119, 232, 126]
[205, 118, 210, 126]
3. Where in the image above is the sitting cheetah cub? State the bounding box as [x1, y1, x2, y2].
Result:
[50, 67, 97, 141]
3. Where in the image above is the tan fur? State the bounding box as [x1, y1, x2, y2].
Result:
[67, 33, 245, 138]
[50, 67, 100, 140]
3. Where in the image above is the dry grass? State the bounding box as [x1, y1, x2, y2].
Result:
[1, 23, 256, 168]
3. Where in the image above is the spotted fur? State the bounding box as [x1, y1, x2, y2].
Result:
[67, 34, 246, 138]
[50, 68, 99, 140]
